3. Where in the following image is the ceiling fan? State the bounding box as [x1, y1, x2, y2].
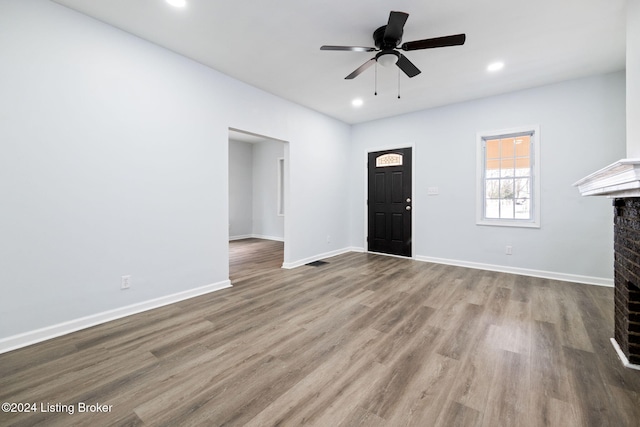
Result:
[320, 11, 466, 80]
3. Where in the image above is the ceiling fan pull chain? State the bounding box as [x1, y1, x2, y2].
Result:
[374, 62, 378, 96]
[398, 68, 401, 99]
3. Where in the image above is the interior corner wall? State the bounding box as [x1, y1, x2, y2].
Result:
[349, 72, 626, 283]
[0, 0, 351, 343]
[228, 140, 254, 238]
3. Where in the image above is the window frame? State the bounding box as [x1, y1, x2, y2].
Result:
[277, 157, 285, 216]
[476, 125, 540, 228]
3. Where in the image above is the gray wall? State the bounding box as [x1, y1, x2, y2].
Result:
[252, 139, 285, 240]
[0, 0, 351, 341]
[628, 0, 640, 156]
[349, 72, 626, 282]
[228, 140, 253, 238]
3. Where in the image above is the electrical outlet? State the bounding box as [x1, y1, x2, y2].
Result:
[506, 245, 513, 255]
[121, 275, 131, 290]
[326, 235, 331, 244]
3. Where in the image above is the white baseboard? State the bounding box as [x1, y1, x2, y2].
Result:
[229, 234, 253, 241]
[348, 246, 365, 253]
[253, 234, 284, 242]
[611, 338, 640, 371]
[4, 248, 610, 354]
[0, 280, 232, 355]
[229, 234, 284, 242]
[314, 248, 612, 287]
[282, 247, 354, 269]
[415, 255, 613, 287]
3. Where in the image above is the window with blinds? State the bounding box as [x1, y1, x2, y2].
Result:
[477, 126, 540, 228]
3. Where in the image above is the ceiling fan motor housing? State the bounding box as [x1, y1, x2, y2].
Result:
[373, 25, 402, 50]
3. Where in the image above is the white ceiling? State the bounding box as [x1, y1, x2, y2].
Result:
[52, 0, 627, 124]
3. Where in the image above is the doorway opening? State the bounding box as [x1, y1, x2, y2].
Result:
[228, 128, 289, 282]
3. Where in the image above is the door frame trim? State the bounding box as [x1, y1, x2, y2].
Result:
[363, 143, 415, 258]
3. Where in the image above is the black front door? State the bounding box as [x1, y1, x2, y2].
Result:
[367, 148, 412, 257]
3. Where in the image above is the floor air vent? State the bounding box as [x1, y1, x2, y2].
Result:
[306, 260, 328, 267]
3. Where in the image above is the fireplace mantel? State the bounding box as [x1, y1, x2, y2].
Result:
[574, 159, 640, 198]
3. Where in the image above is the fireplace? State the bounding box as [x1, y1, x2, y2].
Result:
[574, 164, 640, 370]
[573, 0, 640, 370]
[613, 198, 640, 366]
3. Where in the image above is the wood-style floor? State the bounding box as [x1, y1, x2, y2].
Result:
[2, 238, 640, 426]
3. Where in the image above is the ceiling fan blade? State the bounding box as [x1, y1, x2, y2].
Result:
[396, 54, 421, 78]
[345, 58, 376, 79]
[401, 33, 466, 51]
[384, 11, 409, 42]
[321, 45, 376, 52]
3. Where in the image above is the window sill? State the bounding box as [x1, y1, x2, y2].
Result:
[476, 219, 540, 229]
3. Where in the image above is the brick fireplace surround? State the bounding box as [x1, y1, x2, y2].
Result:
[613, 198, 640, 366]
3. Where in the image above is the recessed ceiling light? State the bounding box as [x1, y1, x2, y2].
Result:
[487, 61, 504, 72]
[166, 0, 186, 7]
[352, 98, 364, 108]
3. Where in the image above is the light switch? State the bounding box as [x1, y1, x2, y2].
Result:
[427, 187, 439, 195]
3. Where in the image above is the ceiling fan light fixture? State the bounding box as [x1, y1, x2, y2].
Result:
[377, 53, 399, 68]
[351, 98, 364, 107]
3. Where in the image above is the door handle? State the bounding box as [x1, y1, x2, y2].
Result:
[406, 206, 411, 211]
